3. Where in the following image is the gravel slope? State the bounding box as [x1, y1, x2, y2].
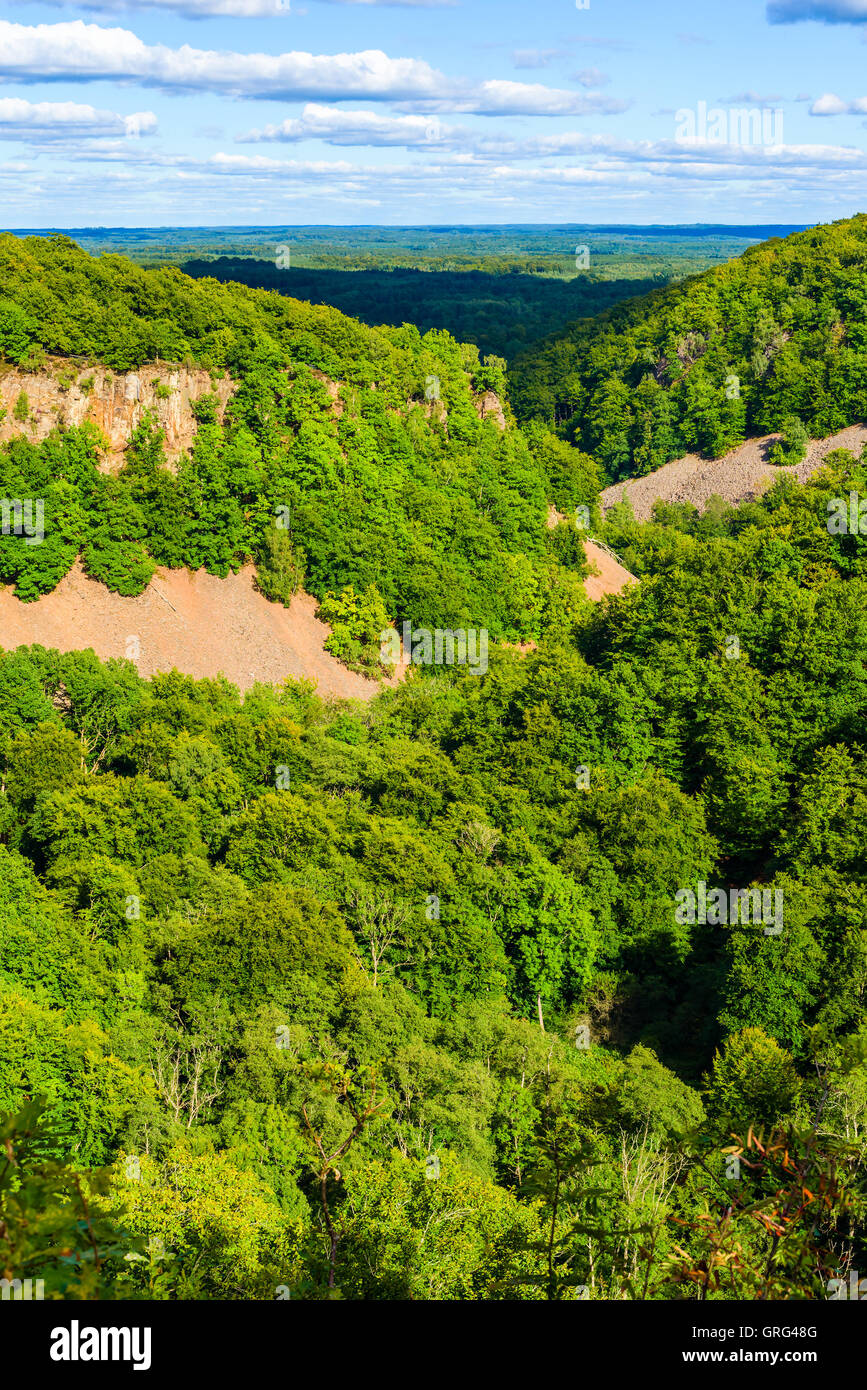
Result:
[0, 536, 637, 695]
[583, 540, 637, 600]
[600, 424, 867, 522]
[0, 561, 389, 701]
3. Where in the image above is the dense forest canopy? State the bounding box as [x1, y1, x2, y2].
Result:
[511, 214, 867, 483]
[1, 224, 867, 1301]
[2, 446, 867, 1298]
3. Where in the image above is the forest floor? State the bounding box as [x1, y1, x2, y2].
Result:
[600, 423, 867, 521]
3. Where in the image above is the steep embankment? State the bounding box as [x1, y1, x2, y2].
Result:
[600, 424, 867, 521]
[0, 538, 632, 700]
[0, 560, 389, 699]
[582, 539, 637, 599]
[545, 505, 637, 598]
[0, 548, 631, 694]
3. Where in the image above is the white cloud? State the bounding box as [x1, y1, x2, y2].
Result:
[512, 49, 560, 70]
[810, 92, 867, 113]
[316, 0, 454, 5]
[30, 0, 296, 15]
[12, 0, 451, 13]
[0, 21, 631, 115]
[237, 103, 462, 146]
[0, 20, 448, 100]
[209, 151, 359, 172]
[232, 105, 867, 168]
[473, 80, 623, 115]
[0, 95, 156, 139]
[573, 67, 610, 88]
[68, 129, 867, 184]
[8, 132, 867, 223]
[810, 93, 849, 113]
[479, 132, 867, 172]
[718, 91, 783, 106]
[408, 80, 628, 117]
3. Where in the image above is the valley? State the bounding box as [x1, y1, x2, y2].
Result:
[1, 216, 866, 1310]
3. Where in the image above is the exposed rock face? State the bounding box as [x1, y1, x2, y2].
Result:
[422, 397, 449, 426]
[0, 360, 234, 469]
[474, 390, 506, 430]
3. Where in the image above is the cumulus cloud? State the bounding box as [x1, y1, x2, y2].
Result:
[475, 131, 867, 172]
[237, 103, 463, 146]
[0, 21, 448, 100]
[227, 106, 867, 166]
[0, 95, 156, 139]
[475, 80, 624, 114]
[767, 0, 867, 22]
[0, 22, 629, 115]
[71, 128, 867, 181]
[810, 92, 867, 112]
[10, 131, 867, 224]
[236, 104, 644, 154]
[409, 80, 629, 116]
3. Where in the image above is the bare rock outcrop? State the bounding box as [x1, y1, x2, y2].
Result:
[0, 359, 234, 469]
[474, 390, 506, 430]
[309, 368, 344, 416]
[600, 424, 867, 522]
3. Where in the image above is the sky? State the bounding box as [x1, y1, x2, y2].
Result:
[1, 0, 867, 225]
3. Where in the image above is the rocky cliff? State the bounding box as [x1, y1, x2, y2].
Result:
[0, 359, 234, 469]
[0, 360, 506, 472]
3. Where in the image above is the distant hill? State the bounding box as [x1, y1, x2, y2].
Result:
[510, 214, 867, 483]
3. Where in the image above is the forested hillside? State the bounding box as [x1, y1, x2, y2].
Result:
[2, 228, 867, 1302]
[0, 235, 598, 669]
[512, 214, 867, 482]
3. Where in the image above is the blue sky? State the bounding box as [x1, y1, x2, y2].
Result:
[1, 0, 867, 225]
